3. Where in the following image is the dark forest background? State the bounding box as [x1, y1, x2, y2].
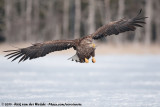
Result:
[0, 0, 159, 45]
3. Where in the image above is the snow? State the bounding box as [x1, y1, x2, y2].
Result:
[0, 55, 160, 107]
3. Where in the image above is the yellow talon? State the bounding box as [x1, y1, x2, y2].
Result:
[92, 43, 96, 48]
[85, 58, 89, 63]
[92, 57, 96, 63]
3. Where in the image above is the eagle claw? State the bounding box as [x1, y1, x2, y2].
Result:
[92, 57, 96, 63]
[85, 58, 89, 63]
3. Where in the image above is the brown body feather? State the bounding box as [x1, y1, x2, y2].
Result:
[77, 36, 95, 62]
[4, 9, 147, 63]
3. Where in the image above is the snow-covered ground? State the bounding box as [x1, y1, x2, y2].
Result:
[0, 55, 160, 107]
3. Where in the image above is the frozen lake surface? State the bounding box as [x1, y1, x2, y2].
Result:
[0, 55, 160, 107]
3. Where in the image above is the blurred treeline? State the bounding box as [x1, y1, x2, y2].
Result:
[0, 0, 159, 45]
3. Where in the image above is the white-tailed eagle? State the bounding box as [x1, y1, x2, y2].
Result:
[4, 9, 147, 63]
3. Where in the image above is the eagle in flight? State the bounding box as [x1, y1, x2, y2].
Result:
[4, 9, 147, 63]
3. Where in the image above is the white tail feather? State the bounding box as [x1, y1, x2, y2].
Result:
[68, 54, 80, 62]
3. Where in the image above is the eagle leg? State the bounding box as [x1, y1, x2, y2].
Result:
[85, 58, 89, 63]
[92, 57, 96, 63]
[91, 50, 96, 63]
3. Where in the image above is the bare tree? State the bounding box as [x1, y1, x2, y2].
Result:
[74, 0, 81, 39]
[116, 0, 125, 44]
[88, 0, 95, 34]
[5, 0, 12, 42]
[18, 0, 26, 42]
[63, 0, 69, 39]
[54, 1, 62, 40]
[55, 24, 61, 40]
[43, 0, 56, 40]
[145, 0, 153, 45]
[134, 27, 141, 44]
[155, 0, 160, 44]
[26, 0, 32, 41]
[97, 0, 104, 24]
[33, 0, 40, 41]
[104, 0, 111, 23]
[118, 0, 125, 19]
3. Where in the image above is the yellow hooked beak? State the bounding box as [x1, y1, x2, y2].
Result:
[90, 43, 96, 48]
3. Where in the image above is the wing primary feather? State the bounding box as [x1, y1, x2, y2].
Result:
[5, 51, 19, 57]
[3, 50, 18, 52]
[132, 23, 143, 27]
[137, 9, 142, 16]
[7, 53, 20, 59]
[134, 17, 148, 20]
[11, 53, 24, 62]
[23, 56, 29, 61]
[19, 55, 26, 63]
[134, 21, 146, 24]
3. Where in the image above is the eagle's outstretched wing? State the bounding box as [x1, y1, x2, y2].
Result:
[4, 40, 77, 62]
[92, 9, 147, 40]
